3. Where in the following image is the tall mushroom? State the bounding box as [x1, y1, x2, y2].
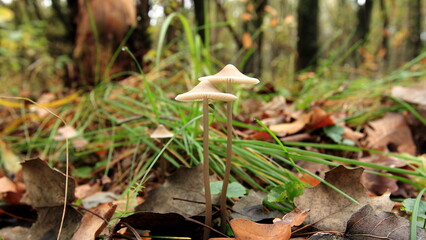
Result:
[175, 80, 237, 240]
[199, 64, 259, 231]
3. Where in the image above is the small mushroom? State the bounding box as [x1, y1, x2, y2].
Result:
[199, 64, 259, 230]
[150, 124, 174, 139]
[150, 124, 174, 175]
[175, 80, 236, 240]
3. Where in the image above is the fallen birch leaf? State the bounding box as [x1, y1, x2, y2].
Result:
[294, 166, 394, 232]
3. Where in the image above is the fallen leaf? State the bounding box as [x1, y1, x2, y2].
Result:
[269, 113, 311, 136]
[71, 202, 117, 240]
[391, 83, 426, 106]
[365, 113, 416, 155]
[232, 190, 283, 222]
[21, 158, 75, 207]
[82, 192, 119, 209]
[305, 107, 335, 130]
[294, 166, 394, 232]
[75, 182, 101, 199]
[21, 158, 81, 239]
[0, 176, 22, 204]
[135, 165, 219, 217]
[345, 204, 426, 240]
[230, 208, 308, 240]
[0, 139, 21, 173]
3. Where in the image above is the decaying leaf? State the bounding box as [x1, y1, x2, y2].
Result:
[391, 83, 426, 106]
[345, 204, 426, 240]
[0, 176, 22, 204]
[230, 208, 308, 240]
[135, 165, 219, 217]
[294, 165, 394, 232]
[365, 113, 416, 155]
[231, 190, 282, 222]
[269, 113, 311, 136]
[21, 158, 81, 239]
[305, 107, 335, 130]
[71, 202, 117, 240]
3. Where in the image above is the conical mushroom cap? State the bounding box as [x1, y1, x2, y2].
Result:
[199, 64, 259, 84]
[175, 80, 237, 102]
[150, 124, 174, 138]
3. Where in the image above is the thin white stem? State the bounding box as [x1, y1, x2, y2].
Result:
[203, 97, 212, 240]
[220, 80, 233, 231]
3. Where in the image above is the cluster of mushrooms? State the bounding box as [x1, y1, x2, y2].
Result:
[175, 64, 259, 239]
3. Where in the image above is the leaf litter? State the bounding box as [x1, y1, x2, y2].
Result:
[1, 79, 426, 239]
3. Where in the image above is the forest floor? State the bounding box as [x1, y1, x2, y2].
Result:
[0, 65, 426, 239]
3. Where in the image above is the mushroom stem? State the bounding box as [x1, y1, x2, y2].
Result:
[220, 80, 233, 231]
[203, 97, 212, 240]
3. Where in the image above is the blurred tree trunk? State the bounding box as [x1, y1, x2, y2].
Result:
[380, 0, 389, 63]
[350, 0, 373, 67]
[128, 0, 151, 70]
[193, 0, 205, 42]
[296, 0, 319, 71]
[69, 0, 136, 87]
[407, 0, 422, 59]
[355, 0, 373, 43]
[243, 0, 267, 75]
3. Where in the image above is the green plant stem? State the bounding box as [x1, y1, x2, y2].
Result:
[220, 81, 233, 232]
[203, 97, 212, 240]
[410, 187, 426, 240]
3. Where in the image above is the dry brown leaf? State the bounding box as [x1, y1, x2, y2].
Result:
[269, 113, 311, 136]
[21, 158, 81, 239]
[230, 209, 308, 240]
[75, 182, 101, 199]
[71, 202, 117, 240]
[391, 83, 426, 106]
[365, 113, 416, 155]
[294, 165, 394, 232]
[346, 205, 426, 240]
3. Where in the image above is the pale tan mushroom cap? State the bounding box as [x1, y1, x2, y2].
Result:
[150, 124, 174, 138]
[198, 64, 259, 84]
[175, 80, 237, 102]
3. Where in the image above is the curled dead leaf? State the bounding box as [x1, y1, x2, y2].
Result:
[230, 208, 308, 240]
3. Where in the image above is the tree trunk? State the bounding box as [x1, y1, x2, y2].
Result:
[193, 0, 205, 43]
[128, 0, 151, 71]
[296, 0, 319, 71]
[355, 0, 373, 43]
[407, 0, 422, 59]
[242, 0, 267, 75]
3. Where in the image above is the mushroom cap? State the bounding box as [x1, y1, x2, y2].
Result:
[175, 80, 237, 102]
[150, 124, 174, 138]
[198, 64, 259, 84]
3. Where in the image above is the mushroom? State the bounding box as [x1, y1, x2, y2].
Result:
[150, 124, 174, 176]
[199, 64, 259, 230]
[175, 80, 237, 240]
[150, 124, 174, 139]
